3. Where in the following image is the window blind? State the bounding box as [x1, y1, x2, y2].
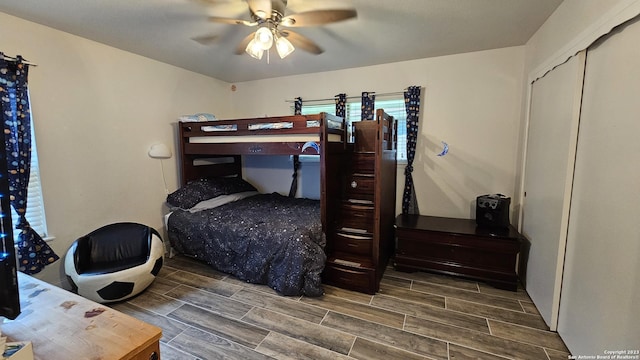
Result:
[11, 121, 48, 241]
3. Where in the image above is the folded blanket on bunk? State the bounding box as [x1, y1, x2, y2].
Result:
[178, 113, 217, 122]
[167, 192, 326, 297]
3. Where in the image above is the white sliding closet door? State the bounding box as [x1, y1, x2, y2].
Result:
[558, 19, 640, 353]
[521, 53, 585, 329]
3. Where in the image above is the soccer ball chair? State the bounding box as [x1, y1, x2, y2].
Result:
[65, 222, 164, 303]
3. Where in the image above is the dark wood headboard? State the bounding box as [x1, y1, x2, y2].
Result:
[179, 154, 243, 185]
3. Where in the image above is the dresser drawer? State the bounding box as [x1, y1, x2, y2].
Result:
[323, 260, 376, 294]
[345, 174, 375, 200]
[397, 233, 520, 272]
[351, 153, 375, 174]
[338, 203, 374, 233]
[333, 231, 373, 256]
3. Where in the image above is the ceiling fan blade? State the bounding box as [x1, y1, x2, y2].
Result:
[235, 32, 256, 55]
[280, 30, 323, 55]
[209, 16, 257, 26]
[191, 34, 220, 46]
[280, 9, 357, 27]
[247, 0, 272, 20]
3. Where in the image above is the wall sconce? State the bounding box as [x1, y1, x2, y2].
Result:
[148, 144, 172, 159]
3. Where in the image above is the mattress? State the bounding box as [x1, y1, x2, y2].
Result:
[166, 192, 326, 296]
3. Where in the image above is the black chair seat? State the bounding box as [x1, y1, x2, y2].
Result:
[74, 223, 155, 275]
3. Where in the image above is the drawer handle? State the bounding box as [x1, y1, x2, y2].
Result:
[149, 352, 159, 360]
[351, 180, 358, 188]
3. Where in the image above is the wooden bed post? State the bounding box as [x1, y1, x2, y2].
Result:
[320, 112, 346, 241]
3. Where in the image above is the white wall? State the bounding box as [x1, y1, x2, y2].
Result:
[525, 0, 640, 77]
[231, 47, 526, 219]
[526, 0, 621, 72]
[0, 12, 232, 285]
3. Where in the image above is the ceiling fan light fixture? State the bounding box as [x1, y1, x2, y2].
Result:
[276, 36, 295, 59]
[245, 38, 264, 59]
[210, 2, 358, 61]
[255, 26, 274, 50]
[280, 17, 295, 27]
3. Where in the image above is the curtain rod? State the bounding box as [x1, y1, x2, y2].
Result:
[285, 90, 407, 103]
[1, 53, 38, 67]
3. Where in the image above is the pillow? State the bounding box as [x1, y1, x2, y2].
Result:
[188, 191, 259, 213]
[166, 177, 257, 209]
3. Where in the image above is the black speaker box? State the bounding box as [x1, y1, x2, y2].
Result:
[476, 194, 510, 229]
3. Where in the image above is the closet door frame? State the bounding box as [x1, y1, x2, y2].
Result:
[518, 51, 585, 331]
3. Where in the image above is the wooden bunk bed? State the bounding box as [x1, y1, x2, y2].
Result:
[168, 110, 397, 296]
[166, 113, 346, 297]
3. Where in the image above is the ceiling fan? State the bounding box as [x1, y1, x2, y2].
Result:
[206, 0, 357, 60]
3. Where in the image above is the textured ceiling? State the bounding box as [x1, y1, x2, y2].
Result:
[0, 0, 563, 83]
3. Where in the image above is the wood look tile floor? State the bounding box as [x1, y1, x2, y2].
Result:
[110, 255, 570, 360]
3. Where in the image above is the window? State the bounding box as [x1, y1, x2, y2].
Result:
[299, 97, 407, 161]
[10, 118, 48, 241]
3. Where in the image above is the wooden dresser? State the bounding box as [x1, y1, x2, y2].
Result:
[323, 109, 397, 294]
[2, 273, 162, 360]
[394, 215, 527, 291]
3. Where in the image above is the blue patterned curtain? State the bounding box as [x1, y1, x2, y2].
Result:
[361, 92, 375, 120]
[334, 93, 346, 118]
[402, 86, 421, 214]
[0, 54, 59, 274]
[289, 97, 303, 196]
[294, 97, 302, 115]
[288, 155, 300, 198]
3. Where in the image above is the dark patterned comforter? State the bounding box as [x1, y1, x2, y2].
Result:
[167, 193, 326, 296]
